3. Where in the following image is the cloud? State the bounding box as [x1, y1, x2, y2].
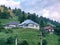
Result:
[41, 3, 60, 22]
[21, 0, 60, 10]
[0, 0, 7, 5]
[0, 0, 20, 9]
[20, 0, 60, 22]
[0, 0, 60, 22]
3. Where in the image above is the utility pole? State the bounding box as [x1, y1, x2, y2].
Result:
[39, 27, 43, 45]
[15, 37, 17, 45]
[39, 17, 44, 45]
[15, 34, 18, 45]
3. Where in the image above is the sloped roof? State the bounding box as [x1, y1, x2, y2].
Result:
[44, 26, 54, 30]
[21, 19, 39, 26]
[7, 22, 18, 25]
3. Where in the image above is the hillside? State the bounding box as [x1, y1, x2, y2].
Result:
[0, 28, 59, 45]
[0, 5, 60, 45]
[0, 16, 19, 24]
[12, 28, 59, 45]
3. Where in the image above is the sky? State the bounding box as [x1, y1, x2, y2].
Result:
[0, 0, 60, 22]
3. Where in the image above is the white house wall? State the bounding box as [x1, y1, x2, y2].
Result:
[4, 25, 17, 29]
[22, 24, 39, 30]
[9, 25, 16, 27]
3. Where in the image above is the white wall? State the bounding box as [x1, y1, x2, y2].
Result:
[25, 24, 39, 30]
[4, 25, 16, 29]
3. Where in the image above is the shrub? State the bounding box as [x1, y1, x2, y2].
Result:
[38, 39, 47, 45]
[18, 40, 29, 45]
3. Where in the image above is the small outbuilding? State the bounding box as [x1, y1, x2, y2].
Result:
[4, 22, 18, 29]
[44, 25, 54, 34]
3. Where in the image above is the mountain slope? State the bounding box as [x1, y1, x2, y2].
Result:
[0, 28, 58, 45]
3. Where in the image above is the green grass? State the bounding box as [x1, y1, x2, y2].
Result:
[46, 34, 59, 45]
[0, 16, 19, 24]
[0, 28, 59, 45]
[8, 28, 58, 45]
[11, 28, 40, 45]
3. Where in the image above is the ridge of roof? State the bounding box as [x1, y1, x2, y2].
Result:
[21, 19, 39, 25]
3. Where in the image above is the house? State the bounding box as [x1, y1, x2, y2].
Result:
[18, 19, 39, 29]
[4, 22, 18, 29]
[43, 25, 54, 34]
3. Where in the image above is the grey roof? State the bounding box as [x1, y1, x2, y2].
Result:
[7, 22, 18, 25]
[21, 19, 39, 25]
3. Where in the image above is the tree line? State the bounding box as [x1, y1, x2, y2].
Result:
[0, 5, 60, 26]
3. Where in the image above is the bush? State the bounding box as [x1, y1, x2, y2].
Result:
[18, 40, 29, 45]
[0, 39, 6, 45]
[38, 42, 40, 45]
[6, 37, 15, 44]
[54, 27, 60, 36]
[58, 38, 60, 45]
[5, 29, 13, 33]
[43, 39, 47, 45]
[38, 39, 47, 45]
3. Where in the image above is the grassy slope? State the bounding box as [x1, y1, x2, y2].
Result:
[46, 34, 59, 45]
[0, 17, 59, 45]
[0, 16, 19, 24]
[10, 28, 58, 45]
[0, 6, 58, 45]
[12, 28, 40, 45]
[0, 28, 59, 45]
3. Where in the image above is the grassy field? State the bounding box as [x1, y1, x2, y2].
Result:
[6, 28, 58, 45]
[0, 16, 19, 24]
[11, 28, 40, 45]
[0, 28, 59, 45]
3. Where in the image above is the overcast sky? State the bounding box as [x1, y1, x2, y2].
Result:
[0, 0, 60, 22]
